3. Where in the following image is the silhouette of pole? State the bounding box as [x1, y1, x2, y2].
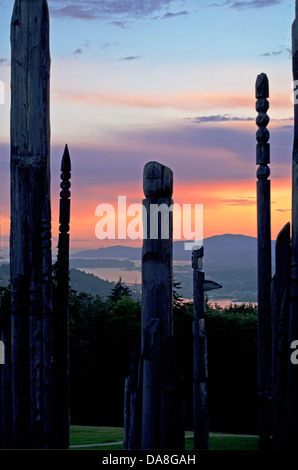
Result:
[41, 196, 56, 447]
[285, 1, 298, 448]
[271, 224, 290, 450]
[141, 161, 183, 449]
[123, 341, 142, 449]
[256, 72, 272, 449]
[192, 247, 209, 450]
[10, 0, 52, 448]
[55, 145, 71, 448]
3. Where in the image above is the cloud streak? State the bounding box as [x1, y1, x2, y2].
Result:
[49, 0, 180, 20]
[275, 208, 291, 212]
[223, 198, 256, 206]
[188, 114, 255, 124]
[54, 89, 292, 112]
[260, 45, 291, 58]
[160, 10, 188, 19]
[119, 56, 141, 61]
[0, 58, 10, 66]
[229, 0, 280, 8]
[210, 0, 281, 9]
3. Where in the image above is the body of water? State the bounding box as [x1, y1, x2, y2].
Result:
[77, 265, 254, 307]
[77, 260, 191, 286]
[78, 267, 142, 285]
[208, 298, 256, 308]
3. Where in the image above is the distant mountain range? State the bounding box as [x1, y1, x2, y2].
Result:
[71, 234, 275, 272]
[1, 235, 276, 303]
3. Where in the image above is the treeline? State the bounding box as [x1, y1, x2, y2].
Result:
[0, 279, 258, 434]
[67, 280, 258, 434]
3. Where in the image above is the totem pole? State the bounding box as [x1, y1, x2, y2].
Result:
[8, 0, 71, 449]
[271, 223, 290, 449]
[255, 72, 272, 449]
[192, 247, 221, 450]
[141, 161, 184, 449]
[55, 145, 71, 448]
[192, 247, 209, 449]
[10, 0, 52, 448]
[123, 341, 142, 449]
[285, 0, 298, 448]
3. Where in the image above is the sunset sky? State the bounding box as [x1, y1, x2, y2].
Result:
[0, 0, 296, 255]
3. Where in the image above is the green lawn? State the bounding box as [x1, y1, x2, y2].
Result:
[70, 426, 258, 450]
[70, 425, 124, 446]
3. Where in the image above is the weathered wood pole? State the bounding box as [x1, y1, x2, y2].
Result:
[41, 196, 56, 447]
[55, 145, 71, 448]
[10, 0, 52, 448]
[271, 223, 290, 449]
[141, 161, 183, 449]
[285, 1, 298, 448]
[123, 340, 142, 449]
[256, 72, 272, 449]
[192, 246, 209, 449]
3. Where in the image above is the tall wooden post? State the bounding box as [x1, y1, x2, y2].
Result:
[256, 72, 272, 449]
[41, 196, 56, 447]
[10, 0, 52, 448]
[192, 247, 209, 449]
[141, 161, 183, 449]
[285, 1, 298, 448]
[55, 145, 71, 448]
[271, 223, 290, 449]
[123, 341, 142, 450]
[271, 223, 291, 403]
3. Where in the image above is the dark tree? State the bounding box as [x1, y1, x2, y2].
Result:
[173, 278, 184, 309]
[109, 277, 132, 302]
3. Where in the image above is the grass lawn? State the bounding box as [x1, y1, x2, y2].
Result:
[70, 426, 258, 450]
[70, 426, 124, 445]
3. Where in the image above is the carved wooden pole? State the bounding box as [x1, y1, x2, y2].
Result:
[256, 72, 272, 449]
[41, 196, 56, 447]
[141, 161, 183, 449]
[192, 246, 209, 449]
[271, 223, 290, 449]
[10, 0, 51, 448]
[285, 1, 298, 448]
[123, 341, 142, 450]
[55, 145, 71, 448]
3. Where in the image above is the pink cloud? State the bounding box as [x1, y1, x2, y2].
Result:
[53, 90, 292, 112]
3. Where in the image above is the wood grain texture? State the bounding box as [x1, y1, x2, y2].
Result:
[141, 162, 184, 449]
[123, 341, 142, 450]
[271, 223, 290, 449]
[256, 73, 272, 449]
[285, 2, 298, 448]
[55, 145, 71, 449]
[192, 247, 209, 450]
[10, 0, 53, 448]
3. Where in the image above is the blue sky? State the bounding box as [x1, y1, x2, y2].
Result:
[0, 0, 296, 253]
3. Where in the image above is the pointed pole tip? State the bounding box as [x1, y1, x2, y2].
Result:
[61, 144, 71, 172]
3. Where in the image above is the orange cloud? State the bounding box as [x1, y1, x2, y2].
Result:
[223, 198, 256, 206]
[60, 176, 291, 252]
